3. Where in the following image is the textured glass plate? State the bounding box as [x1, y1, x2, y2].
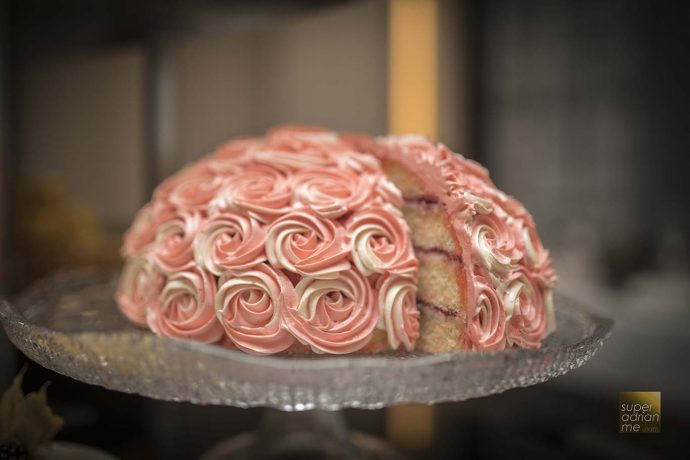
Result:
[0, 271, 612, 411]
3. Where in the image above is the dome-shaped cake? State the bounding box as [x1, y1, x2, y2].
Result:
[117, 126, 556, 355]
[365, 135, 557, 352]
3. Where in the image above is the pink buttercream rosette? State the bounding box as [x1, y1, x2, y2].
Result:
[117, 126, 420, 355]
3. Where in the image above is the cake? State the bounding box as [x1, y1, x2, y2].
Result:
[117, 126, 556, 355]
[363, 134, 557, 352]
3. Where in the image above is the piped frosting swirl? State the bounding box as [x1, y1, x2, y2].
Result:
[215, 264, 296, 354]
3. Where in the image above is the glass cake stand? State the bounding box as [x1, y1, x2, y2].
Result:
[0, 271, 612, 460]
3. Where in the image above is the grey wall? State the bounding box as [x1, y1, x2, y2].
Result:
[18, 48, 146, 229]
[481, 0, 645, 260]
[169, 0, 388, 168]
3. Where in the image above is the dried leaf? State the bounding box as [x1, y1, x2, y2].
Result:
[0, 367, 27, 440]
[0, 368, 63, 454]
[18, 384, 63, 451]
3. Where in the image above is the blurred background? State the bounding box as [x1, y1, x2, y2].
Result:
[0, 0, 688, 458]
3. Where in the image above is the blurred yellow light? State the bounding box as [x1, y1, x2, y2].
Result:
[388, 0, 438, 140]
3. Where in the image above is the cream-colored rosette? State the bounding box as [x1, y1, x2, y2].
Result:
[152, 211, 202, 273]
[468, 211, 522, 279]
[219, 164, 293, 223]
[346, 206, 417, 277]
[292, 168, 371, 218]
[146, 266, 224, 344]
[284, 269, 379, 354]
[375, 274, 419, 351]
[215, 264, 295, 354]
[194, 211, 266, 275]
[463, 272, 506, 351]
[499, 269, 551, 349]
[265, 210, 350, 279]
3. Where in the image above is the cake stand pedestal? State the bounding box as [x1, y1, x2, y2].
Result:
[0, 272, 612, 460]
[199, 409, 400, 460]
